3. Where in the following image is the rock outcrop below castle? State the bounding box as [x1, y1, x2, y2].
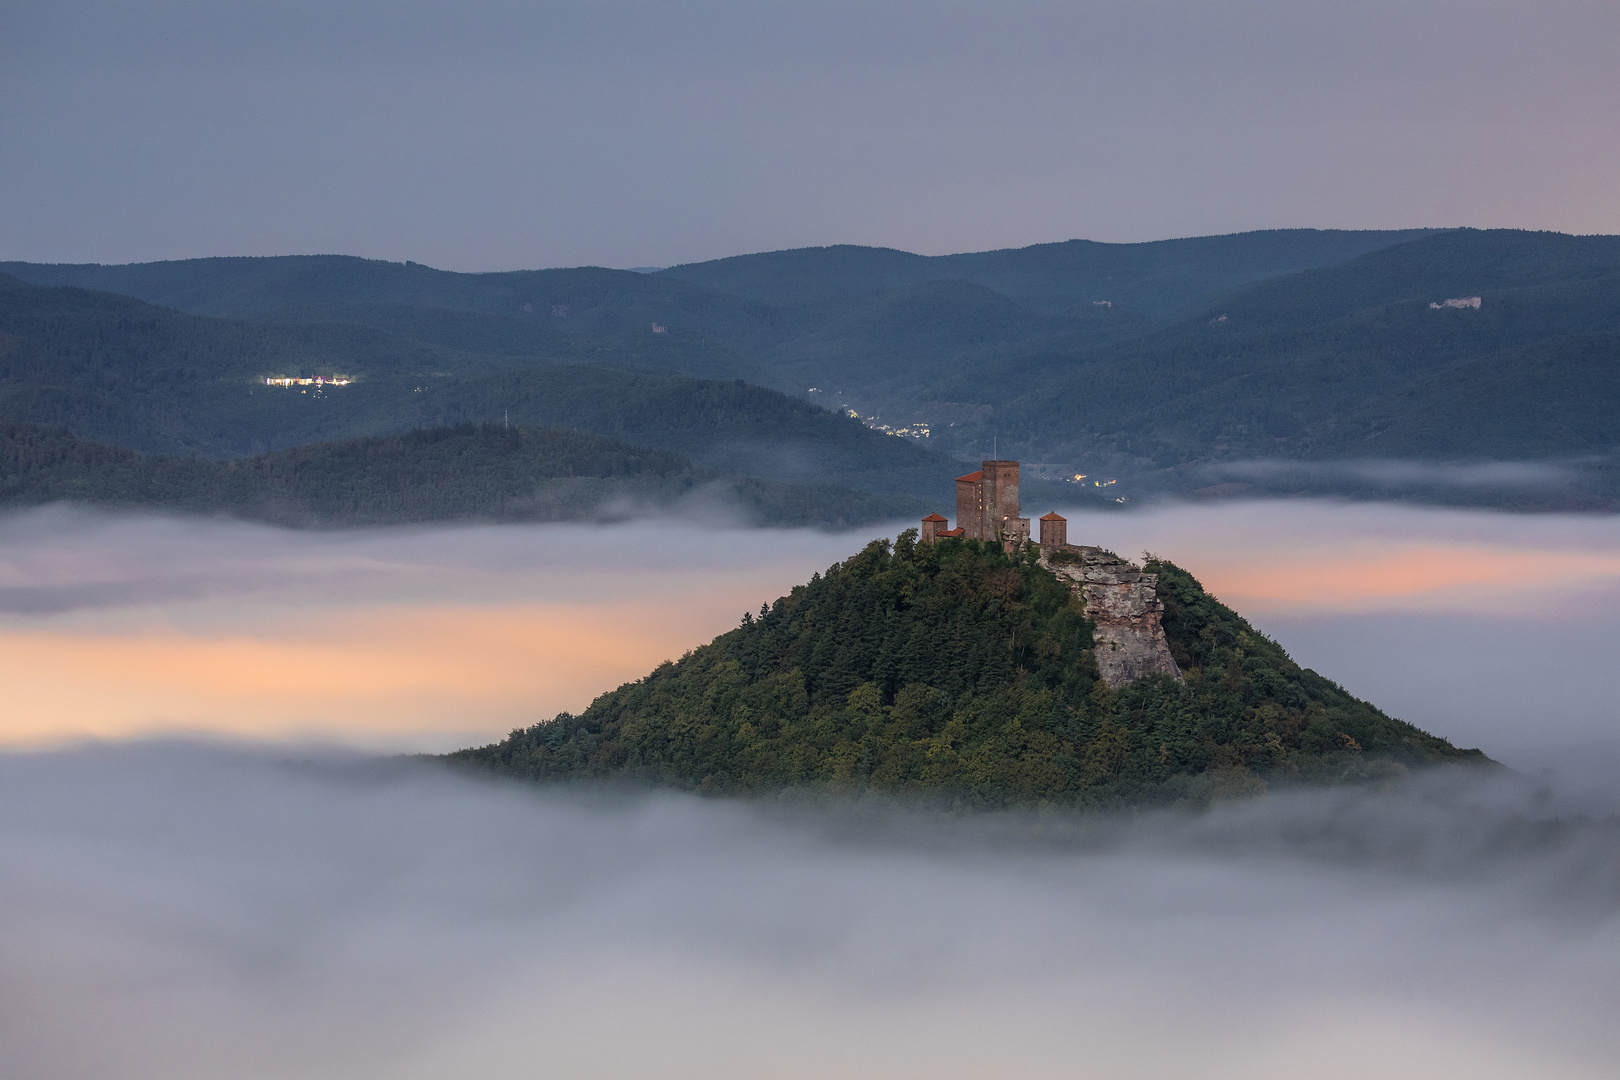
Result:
[1040, 546, 1183, 689]
[921, 459, 1181, 688]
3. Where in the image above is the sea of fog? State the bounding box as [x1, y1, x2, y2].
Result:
[3, 499, 1619, 1078]
[3, 746, 1618, 1080]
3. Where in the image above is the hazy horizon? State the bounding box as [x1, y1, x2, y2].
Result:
[6, 1, 1618, 271]
[5, 225, 1477, 275]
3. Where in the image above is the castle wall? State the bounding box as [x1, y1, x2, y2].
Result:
[1040, 546, 1182, 689]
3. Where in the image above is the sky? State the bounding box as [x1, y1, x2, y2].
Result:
[4, 0, 1620, 270]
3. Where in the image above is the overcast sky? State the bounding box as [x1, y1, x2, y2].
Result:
[4, 0, 1619, 270]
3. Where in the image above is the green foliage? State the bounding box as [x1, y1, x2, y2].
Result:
[451, 539, 1482, 806]
[1144, 558, 1472, 778]
[0, 420, 918, 527]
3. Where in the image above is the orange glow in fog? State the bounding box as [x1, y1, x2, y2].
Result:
[4, 506, 1620, 750]
[1192, 542, 1620, 614]
[0, 600, 739, 748]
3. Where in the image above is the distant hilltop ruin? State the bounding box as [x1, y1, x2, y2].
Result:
[920, 459, 1181, 689]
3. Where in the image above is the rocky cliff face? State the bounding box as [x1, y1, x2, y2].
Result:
[1040, 546, 1183, 689]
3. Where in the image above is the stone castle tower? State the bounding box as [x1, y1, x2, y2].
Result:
[919, 461, 1180, 689]
[953, 460, 1030, 549]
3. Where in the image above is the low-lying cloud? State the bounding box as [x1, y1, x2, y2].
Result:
[1, 743, 1616, 1080]
[5, 501, 1618, 1077]
[5, 501, 1620, 772]
[1209, 458, 1587, 490]
[0, 506, 873, 747]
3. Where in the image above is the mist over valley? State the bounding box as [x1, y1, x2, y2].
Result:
[4, 738, 1618, 1080]
[6, 1, 1620, 1073]
[4, 231, 1619, 1072]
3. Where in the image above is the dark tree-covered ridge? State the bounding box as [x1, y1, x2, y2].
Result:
[0, 420, 916, 528]
[451, 534, 1482, 806]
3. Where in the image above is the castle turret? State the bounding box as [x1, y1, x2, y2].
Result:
[920, 513, 948, 544]
[955, 470, 988, 540]
[1039, 511, 1067, 551]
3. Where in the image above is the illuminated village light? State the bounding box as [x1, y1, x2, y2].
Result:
[264, 376, 354, 387]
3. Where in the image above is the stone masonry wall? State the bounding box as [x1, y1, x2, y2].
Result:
[1040, 546, 1183, 689]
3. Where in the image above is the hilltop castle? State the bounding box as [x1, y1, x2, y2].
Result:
[920, 459, 1031, 552]
[920, 459, 1182, 689]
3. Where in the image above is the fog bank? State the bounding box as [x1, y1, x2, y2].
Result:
[1, 742, 1615, 1080]
[3, 501, 1620, 777]
[0, 507, 873, 748]
[8, 499, 1618, 1074]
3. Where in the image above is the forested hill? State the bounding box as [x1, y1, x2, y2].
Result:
[0, 420, 917, 527]
[9, 228, 1620, 511]
[0, 272, 963, 506]
[450, 534, 1481, 807]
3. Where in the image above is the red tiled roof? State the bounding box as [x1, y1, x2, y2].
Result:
[921, 513, 947, 522]
[938, 527, 964, 537]
[1040, 511, 1066, 520]
[956, 471, 984, 483]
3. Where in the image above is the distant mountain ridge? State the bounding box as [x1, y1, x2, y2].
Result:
[657, 229, 1437, 314]
[3, 229, 1432, 319]
[5, 226, 1618, 514]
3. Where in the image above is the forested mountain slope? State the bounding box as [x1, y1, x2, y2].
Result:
[923, 230, 1620, 484]
[451, 533, 1481, 806]
[0, 420, 916, 527]
[0, 274, 960, 504]
[8, 227, 1619, 511]
[3, 230, 1438, 406]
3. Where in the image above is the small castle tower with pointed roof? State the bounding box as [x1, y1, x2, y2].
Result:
[1039, 511, 1067, 551]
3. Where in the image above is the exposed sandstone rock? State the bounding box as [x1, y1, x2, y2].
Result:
[1040, 546, 1182, 689]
